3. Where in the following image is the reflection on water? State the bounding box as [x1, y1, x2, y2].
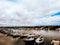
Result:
[39, 30, 60, 39]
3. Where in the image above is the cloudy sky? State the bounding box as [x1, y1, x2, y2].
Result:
[0, 0, 60, 26]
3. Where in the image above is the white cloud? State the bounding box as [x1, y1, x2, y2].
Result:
[38, 16, 60, 25]
[0, 0, 60, 26]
